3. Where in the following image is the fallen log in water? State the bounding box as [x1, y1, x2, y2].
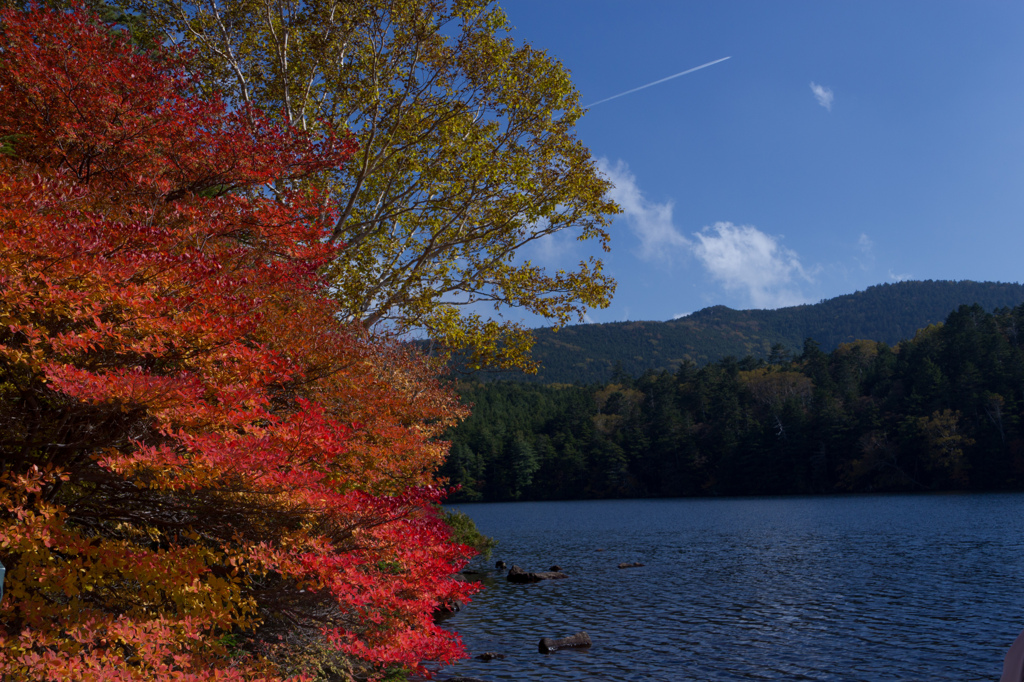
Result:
[538, 631, 592, 654]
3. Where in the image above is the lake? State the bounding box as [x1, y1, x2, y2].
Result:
[428, 494, 1024, 681]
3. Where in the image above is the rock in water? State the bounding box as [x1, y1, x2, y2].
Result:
[476, 651, 506, 661]
[538, 631, 592, 654]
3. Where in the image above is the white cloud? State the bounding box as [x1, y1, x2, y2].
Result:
[596, 160, 819, 309]
[858, 233, 873, 254]
[519, 228, 578, 265]
[888, 269, 912, 282]
[691, 222, 812, 308]
[810, 82, 834, 111]
[598, 158, 690, 261]
[673, 312, 692, 319]
[855, 232, 875, 270]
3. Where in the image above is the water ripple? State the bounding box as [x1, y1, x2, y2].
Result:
[425, 494, 1024, 681]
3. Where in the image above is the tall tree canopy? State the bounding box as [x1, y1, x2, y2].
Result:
[127, 0, 618, 370]
[0, 6, 473, 680]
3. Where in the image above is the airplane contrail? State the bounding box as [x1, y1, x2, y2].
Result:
[584, 56, 732, 108]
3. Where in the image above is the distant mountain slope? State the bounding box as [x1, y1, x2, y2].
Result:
[485, 280, 1024, 384]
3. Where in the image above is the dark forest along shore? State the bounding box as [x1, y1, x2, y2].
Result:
[428, 495, 1024, 681]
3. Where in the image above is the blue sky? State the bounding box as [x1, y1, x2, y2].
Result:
[502, 0, 1024, 324]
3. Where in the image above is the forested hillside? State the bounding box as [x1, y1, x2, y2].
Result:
[443, 302, 1024, 501]
[481, 280, 1024, 384]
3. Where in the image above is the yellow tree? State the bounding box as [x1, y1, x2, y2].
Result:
[129, 0, 618, 370]
[917, 409, 974, 484]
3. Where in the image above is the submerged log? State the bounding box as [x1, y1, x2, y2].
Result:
[618, 561, 644, 569]
[538, 631, 592, 654]
[506, 565, 568, 583]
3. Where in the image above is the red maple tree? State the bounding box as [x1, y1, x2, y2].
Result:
[0, 5, 474, 680]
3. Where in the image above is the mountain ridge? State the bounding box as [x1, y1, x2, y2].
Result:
[483, 280, 1024, 384]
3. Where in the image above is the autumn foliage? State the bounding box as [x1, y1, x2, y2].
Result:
[0, 5, 473, 680]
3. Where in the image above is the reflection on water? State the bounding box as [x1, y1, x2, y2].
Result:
[428, 494, 1024, 681]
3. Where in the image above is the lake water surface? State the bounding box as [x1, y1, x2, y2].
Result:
[430, 494, 1024, 681]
